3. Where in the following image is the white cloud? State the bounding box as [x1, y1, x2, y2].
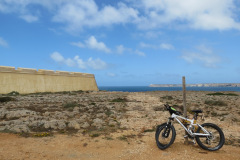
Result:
[1, 0, 240, 31]
[71, 42, 85, 48]
[135, 0, 240, 30]
[140, 42, 174, 50]
[71, 36, 111, 53]
[74, 56, 86, 69]
[50, 52, 108, 70]
[51, 52, 64, 62]
[52, 1, 139, 32]
[160, 43, 174, 50]
[139, 42, 156, 49]
[87, 57, 108, 70]
[0, 37, 8, 47]
[115, 45, 134, 54]
[107, 72, 116, 77]
[20, 14, 39, 23]
[196, 44, 213, 54]
[116, 45, 125, 54]
[0, 0, 42, 23]
[135, 50, 145, 56]
[115, 44, 146, 56]
[86, 36, 111, 53]
[0, 0, 138, 30]
[181, 45, 221, 68]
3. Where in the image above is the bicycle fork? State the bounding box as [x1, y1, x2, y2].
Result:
[162, 119, 173, 138]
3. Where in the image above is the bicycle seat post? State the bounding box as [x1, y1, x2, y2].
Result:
[193, 113, 198, 120]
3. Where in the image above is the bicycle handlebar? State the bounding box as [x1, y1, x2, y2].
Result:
[164, 104, 182, 116]
[164, 104, 170, 110]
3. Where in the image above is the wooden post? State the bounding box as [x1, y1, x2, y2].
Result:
[182, 76, 188, 144]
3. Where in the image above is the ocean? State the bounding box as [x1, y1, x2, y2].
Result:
[98, 86, 240, 92]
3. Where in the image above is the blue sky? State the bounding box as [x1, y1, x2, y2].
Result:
[0, 0, 240, 86]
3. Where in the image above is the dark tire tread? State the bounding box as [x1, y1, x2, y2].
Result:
[195, 123, 225, 151]
[155, 123, 176, 150]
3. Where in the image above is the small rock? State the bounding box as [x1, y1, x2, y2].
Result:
[10, 120, 23, 125]
[0, 121, 11, 126]
[10, 124, 30, 133]
[108, 120, 117, 126]
[73, 107, 79, 112]
[44, 120, 58, 129]
[81, 115, 87, 119]
[43, 112, 51, 116]
[81, 122, 90, 129]
[57, 120, 67, 130]
[6, 110, 36, 119]
[96, 113, 106, 119]
[92, 118, 105, 129]
[0, 108, 8, 119]
[68, 120, 80, 129]
[77, 115, 88, 123]
[0, 126, 6, 131]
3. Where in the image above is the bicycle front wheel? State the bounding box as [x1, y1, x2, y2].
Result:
[155, 123, 176, 150]
[195, 123, 225, 151]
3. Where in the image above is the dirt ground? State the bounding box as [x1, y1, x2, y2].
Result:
[0, 131, 239, 160]
[0, 91, 239, 159]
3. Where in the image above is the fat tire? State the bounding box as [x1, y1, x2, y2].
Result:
[155, 123, 176, 150]
[195, 123, 225, 151]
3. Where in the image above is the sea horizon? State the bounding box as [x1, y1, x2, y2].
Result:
[98, 86, 240, 92]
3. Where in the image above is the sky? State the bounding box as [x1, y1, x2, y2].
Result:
[0, 0, 240, 86]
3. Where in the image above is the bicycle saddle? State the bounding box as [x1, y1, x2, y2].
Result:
[191, 109, 203, 114]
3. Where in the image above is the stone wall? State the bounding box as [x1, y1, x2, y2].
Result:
[0, 66, 98, 94]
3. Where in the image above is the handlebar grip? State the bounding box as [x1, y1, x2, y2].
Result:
[164, 104, 170, 110]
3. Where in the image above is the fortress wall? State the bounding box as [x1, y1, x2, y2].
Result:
[0, 66, 98, 94]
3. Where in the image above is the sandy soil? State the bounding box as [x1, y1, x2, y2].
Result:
[0, 131, 239, 160]
[0, 91, 239, 159]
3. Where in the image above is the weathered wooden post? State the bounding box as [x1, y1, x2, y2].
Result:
[182, 76, 188, 144]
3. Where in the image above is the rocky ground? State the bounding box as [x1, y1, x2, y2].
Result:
[0, 90, 239, 159]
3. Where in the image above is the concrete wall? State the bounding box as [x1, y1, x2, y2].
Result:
[0, 66, 98, 94]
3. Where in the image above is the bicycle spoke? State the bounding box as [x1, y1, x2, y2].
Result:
[196, 124, 224, 151]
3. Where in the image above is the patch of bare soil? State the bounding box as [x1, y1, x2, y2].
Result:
[0, 132, 239, 160]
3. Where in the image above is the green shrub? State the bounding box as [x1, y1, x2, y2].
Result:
[111, 98, 127, 102]
[153, 106, 163, 111]
[33, 132, 52, 137]
[105, 110, 113, 116]
[207, 92, 238, 96]
[118, 135, 128, 141]
[63, 102, 78, 108]
[90, 133, 100, 137]
[161, 96, 173, 100]
[225, 93, 239, 96]
[204, 100, 227, 106]
[142, 128, 155, 132]
[117, 134, 136, 142]
[0, 97, 16, 103]
[7, 91, 19, 96]
[211, 112, 218, 116]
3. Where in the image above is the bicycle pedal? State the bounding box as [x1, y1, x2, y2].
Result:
[192, 139, 196, 144]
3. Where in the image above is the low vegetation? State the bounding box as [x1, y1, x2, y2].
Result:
[204, 100, 227, 106]
[0, 97, 16, 103]
[63, 102, 78, 109]
[207, 92, 238, 96]
[111, 98, 128, 102]
[7, 91, 20, 96]
[160, 96, 174, 100]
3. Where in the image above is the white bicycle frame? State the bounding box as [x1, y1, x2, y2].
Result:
[170, 113, 210, 137]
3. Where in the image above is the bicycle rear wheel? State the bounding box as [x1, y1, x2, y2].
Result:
[195, 123, 225, 151]
[155, 123, 176, 150]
